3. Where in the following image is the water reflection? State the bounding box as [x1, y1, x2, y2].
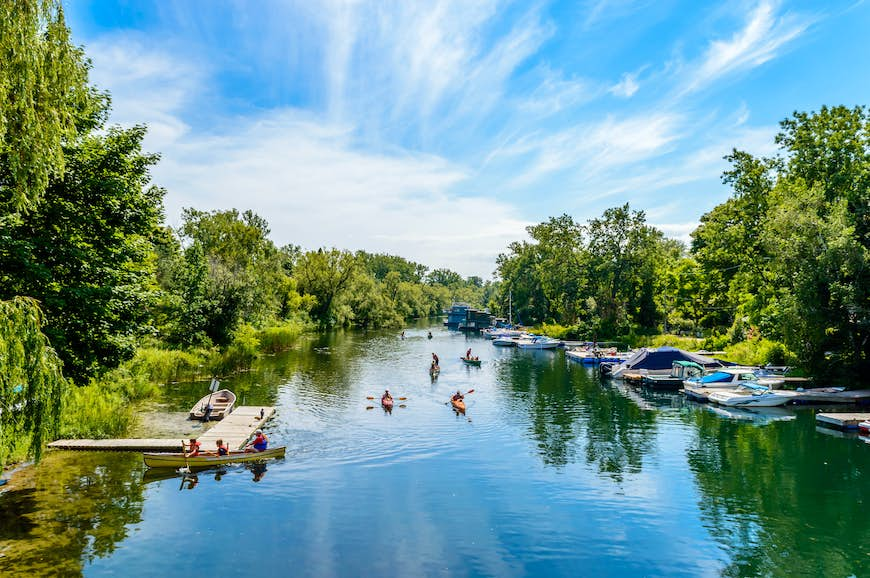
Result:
[0, 452, 145, 575]
[685, 410, 870, 577]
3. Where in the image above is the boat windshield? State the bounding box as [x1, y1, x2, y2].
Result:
[699, 371, 732, 383]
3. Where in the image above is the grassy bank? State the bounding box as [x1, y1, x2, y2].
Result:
[57, 319, 311, 441]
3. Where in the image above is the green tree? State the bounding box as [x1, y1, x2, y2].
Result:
[294, 248, 359, 325]
[0, 297, 67, 469]
[0, 126, 164, 383]
[0, 0, 95, 210]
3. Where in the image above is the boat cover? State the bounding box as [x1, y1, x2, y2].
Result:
[621, 347, 724, 371]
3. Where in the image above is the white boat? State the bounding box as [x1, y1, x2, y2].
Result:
[516, 336, 560, 349]
[707, 383, 799, 407]
[492, 335, 521, 346]
[684, 367, 785, 389]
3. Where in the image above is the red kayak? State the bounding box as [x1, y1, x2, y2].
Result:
[382, 397, 394, 409]
[451, 398, 466, 413]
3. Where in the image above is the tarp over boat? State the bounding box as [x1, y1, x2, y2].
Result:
[619, 347, 724, 372]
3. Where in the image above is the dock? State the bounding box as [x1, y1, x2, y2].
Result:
[196, 406, 275, 450]
[47, 405, 276, 452]
[815, 412, 870, 430]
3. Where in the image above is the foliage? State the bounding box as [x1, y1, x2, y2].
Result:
[0, 0, 96, 210]
[0, 126, 165, 383]
[0, 297, 67, 468]
[257, 320, 309, 353]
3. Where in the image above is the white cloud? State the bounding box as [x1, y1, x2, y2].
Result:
[680, 1, 812, 94]
[609, 72, 640, 98]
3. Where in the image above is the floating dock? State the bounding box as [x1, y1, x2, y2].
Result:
[47, 406, 276, 452]
[815, 412, 870, 430]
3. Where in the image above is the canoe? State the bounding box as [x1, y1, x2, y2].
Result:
[143, 446, 286, 469]
[382, 397, 394, 409]
[189, 389, 236, 421]
[460, 357, 481, 366]
[451, 399, 466, 413]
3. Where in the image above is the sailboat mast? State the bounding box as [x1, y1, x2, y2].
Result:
[509, 289, 512, 326]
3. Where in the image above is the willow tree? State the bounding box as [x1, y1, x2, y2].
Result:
[0, 297, 67, 469]
[0, 0, 93, 211]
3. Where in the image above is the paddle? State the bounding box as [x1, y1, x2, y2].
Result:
[366, 396, 407, 400]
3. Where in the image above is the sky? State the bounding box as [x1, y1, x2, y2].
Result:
[63, 0, 869, 278]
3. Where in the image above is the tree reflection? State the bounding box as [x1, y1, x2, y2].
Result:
[686, 409, 870, 577]
[496, 354, 659, 478]
[0, 451, 145, 575]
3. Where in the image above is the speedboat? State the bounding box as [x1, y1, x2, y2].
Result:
[516, 336, 560, 349]
[684, 367, 785, 389]
[707, 383, 799, 407]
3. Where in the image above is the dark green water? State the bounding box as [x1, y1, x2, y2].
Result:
[2, 324, 870, 577]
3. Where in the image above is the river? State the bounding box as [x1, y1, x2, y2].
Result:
[1, 323, 868, 577]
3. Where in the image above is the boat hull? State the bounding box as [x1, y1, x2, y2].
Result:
[461, 357, 482, 366]
[707, 391, 798, 407]
[143, 446, 286, 468]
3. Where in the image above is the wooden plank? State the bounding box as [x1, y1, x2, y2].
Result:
[48, 439, 182, 451]
[816, 412, 870, 430]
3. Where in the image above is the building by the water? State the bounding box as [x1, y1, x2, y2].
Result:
[444, 303, 494, 331]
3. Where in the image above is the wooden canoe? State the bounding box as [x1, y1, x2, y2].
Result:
[460, 357, 482, 366]
[451, 399, 466, 413]
[189, 389, 236, 421]
[143, 446, 286, 468]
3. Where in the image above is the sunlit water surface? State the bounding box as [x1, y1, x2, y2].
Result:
[2, 323, 869, 577]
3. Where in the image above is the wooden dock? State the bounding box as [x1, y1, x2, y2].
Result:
[48, 439, 182, 451]
[196, 406, 276, 450]
[815, 412, 870, 430]
[47, 406, 276, 452]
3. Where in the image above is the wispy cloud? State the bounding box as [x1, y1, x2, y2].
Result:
[680, 1, 812, 94]
[609, 72, 640, 98]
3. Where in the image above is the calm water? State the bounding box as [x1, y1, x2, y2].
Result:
[2, 323, 870, 577]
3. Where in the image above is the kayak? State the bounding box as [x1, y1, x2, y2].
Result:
[143, 446, 286, 469]
[460, 357, 481, 366]
[382, 397, 394, 409]
[451, 399, 466, 413]
[430, 366, 440, 376]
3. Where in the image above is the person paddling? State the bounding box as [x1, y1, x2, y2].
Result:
[382, 390, 393, 404]
[452, 391, 464, 403]
[184, 438, 201, 458]
[466, 348, 472, 359]
[245, 430, 268, 453]
[432, 352, 440, 366]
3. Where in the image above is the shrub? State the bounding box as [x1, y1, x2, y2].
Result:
[257, 320, 306, 353]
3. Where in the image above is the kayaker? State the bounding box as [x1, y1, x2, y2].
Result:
[245, 430, 268, 453]
[184, 438, 201, 458]
[427, 331, 433, 339]
[432, 352, 440, 365]
[452, 391, 464, 402]
[382, 390, 393, 403]
[466, 348, 472, 359]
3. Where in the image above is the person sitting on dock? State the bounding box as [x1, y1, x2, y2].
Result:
[245, 430, 269, 453]
[184, 438, 201, 458]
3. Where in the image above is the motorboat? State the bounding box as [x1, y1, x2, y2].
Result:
[606, 347, 725, 379]
[707, 383, 799, 407]
[684, 367, 785, 389]
[565, 347, 630, 364]
[515, 336, 560, 349]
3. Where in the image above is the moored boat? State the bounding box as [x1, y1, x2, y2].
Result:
[516, 336, 560, 349]
[189, 389, 236, 421]
[143, 446, 286, 468]
[707, 383, 799, 407]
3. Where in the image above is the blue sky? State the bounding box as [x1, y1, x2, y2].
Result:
[64, 0, 869, 277]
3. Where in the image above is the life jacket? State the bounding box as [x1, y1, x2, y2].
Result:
[218, 445, 228, 456]
[253, 434, 268, 451]
[188, 441, 201, 456]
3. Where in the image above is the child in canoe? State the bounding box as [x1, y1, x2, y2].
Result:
[245, 430, 269, 453]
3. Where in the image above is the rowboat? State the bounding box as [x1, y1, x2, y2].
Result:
[460, 357, 481, 366]
[142, 446, 286, 469]
[451, 399, 466, 413]
[189, 389, 236, 421]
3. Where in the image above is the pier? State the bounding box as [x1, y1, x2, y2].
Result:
[815, 412, 870, 430]
[47, 406, 276, 452]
